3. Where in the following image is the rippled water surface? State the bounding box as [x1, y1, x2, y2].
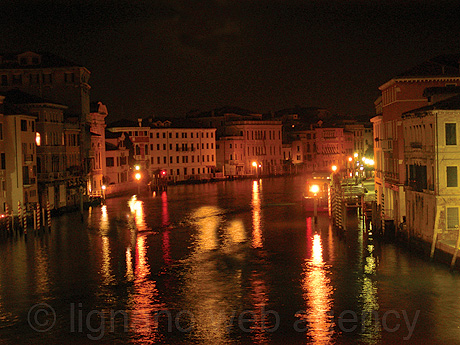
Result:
[1, 176, 460, 344]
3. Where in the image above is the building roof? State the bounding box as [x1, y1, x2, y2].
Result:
[0, 51, 83, 69]
[396, 54, 460, 78]
[108, 119, 140, 128]
[403, 94, 460, 116]
[105, 129, 123, 139]
[105, 142, 119, 151]
[0, 89, 66, 107]
[423, 85, 460, 97]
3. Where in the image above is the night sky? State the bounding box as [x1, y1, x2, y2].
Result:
[1, 0, 460, 121]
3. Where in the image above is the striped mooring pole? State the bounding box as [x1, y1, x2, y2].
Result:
[23, 204, 27, 235]
[18, 201, 22, 233]
[5, 204, 10, 234]
[36, 203, 41, 231]
[46, 201, 51, 231]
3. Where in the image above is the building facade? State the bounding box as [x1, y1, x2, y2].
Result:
[373, 54, 460, 229]
[403, 94, 460, 246]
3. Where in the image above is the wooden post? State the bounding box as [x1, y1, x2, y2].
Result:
[18, 201, 22, 233]
[23, 205, 27, 235]
[430, 208, 441, 259]
[47, 201, 51, 231]
[451, 229, 460, 268]
[36, 203, 41, 231]
[5, 204, 10, 235]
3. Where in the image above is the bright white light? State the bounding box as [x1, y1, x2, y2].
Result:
[135, 172, 141, 180]
[310, 184, 320, 194]
[252, 161, 257, 167]
[35, 132, 41, 146]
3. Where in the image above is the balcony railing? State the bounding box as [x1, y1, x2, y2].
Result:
[410, 142, 422, 149]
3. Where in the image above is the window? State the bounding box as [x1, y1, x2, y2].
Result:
[0, 123, 2, 140]
[157, 144, 160, 150]
[157, 157, 161, 164]
[64, 72, 74, 83]
[106, 157, 114, 167]
[12, 74, 22, 85]
[447, 207, 459, 229]
[21, 119, 27, 131]
[170, 157, 173, 163]
[447, 166, 458, 187]
[446, 123, 457, 145]
[1, 153, 5, 169]
[42, 73, 52, 84]
[29, 74, 39, 84]
[156, 133, 160, 138]
[163, 156, 167, 164]
[163, 133, 166, 138]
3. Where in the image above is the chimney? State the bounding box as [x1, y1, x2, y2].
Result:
[138, 118, 142, 127]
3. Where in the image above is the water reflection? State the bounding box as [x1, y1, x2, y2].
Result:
[161, 192, 172, 265]
[128, 196, 150, 232]
[130, 235, 163, 342]
[183, 205, 246, 343]
[252, 180, 263, 248]
[360, 229, 381, 343]
[100, 236, 115, 285]
[298, 218, 334, 342]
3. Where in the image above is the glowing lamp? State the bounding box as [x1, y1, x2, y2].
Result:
[310, 184, 320, 194]
[35, 132, 41, 146]
[135, 172, 141, 181]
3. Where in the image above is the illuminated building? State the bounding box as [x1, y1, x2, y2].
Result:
[372, 54, 460, 231]
[402, 92, 460, 246]
[1, 97, 38, 214]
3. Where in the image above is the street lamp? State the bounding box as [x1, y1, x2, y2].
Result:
[310, 184, 320, 222]
[135, 172, 142, 195]
[331, 165, 337, 173]
[101, 184, 106, 200]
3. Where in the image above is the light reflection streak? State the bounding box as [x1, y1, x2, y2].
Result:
[128, 196, 149, 231]
[192, 206, 220, 252]
[130, 235, 163, 341]
[360, 233, 381, 343]
[101, 236, 115, 285]
[249, 273, 270, 344]
[299, 232, 334, 342]
[222, 219, 246, 253]
[251, 180, 263, 248]
[161, 192, 171, 265]
[34, 242, 50, 296]
[125, 247, 134, 281]
[183, 205, 245, 343]
[99, 205, 109, 234]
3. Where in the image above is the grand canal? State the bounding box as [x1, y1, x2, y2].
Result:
[1, 176, 460, 344]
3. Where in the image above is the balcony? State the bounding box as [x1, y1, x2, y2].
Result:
[24, 154, 34, 163]
[410, 142, 422, 149]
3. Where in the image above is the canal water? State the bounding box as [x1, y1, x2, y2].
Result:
[1, 176, 460, 344]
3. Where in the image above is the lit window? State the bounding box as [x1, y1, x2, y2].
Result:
[446, 123, 457, 145]
[447, 166, 458, 187]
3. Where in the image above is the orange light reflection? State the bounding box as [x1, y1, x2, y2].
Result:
[299, 233, 334, 342]
[251, 181, 263, 248]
